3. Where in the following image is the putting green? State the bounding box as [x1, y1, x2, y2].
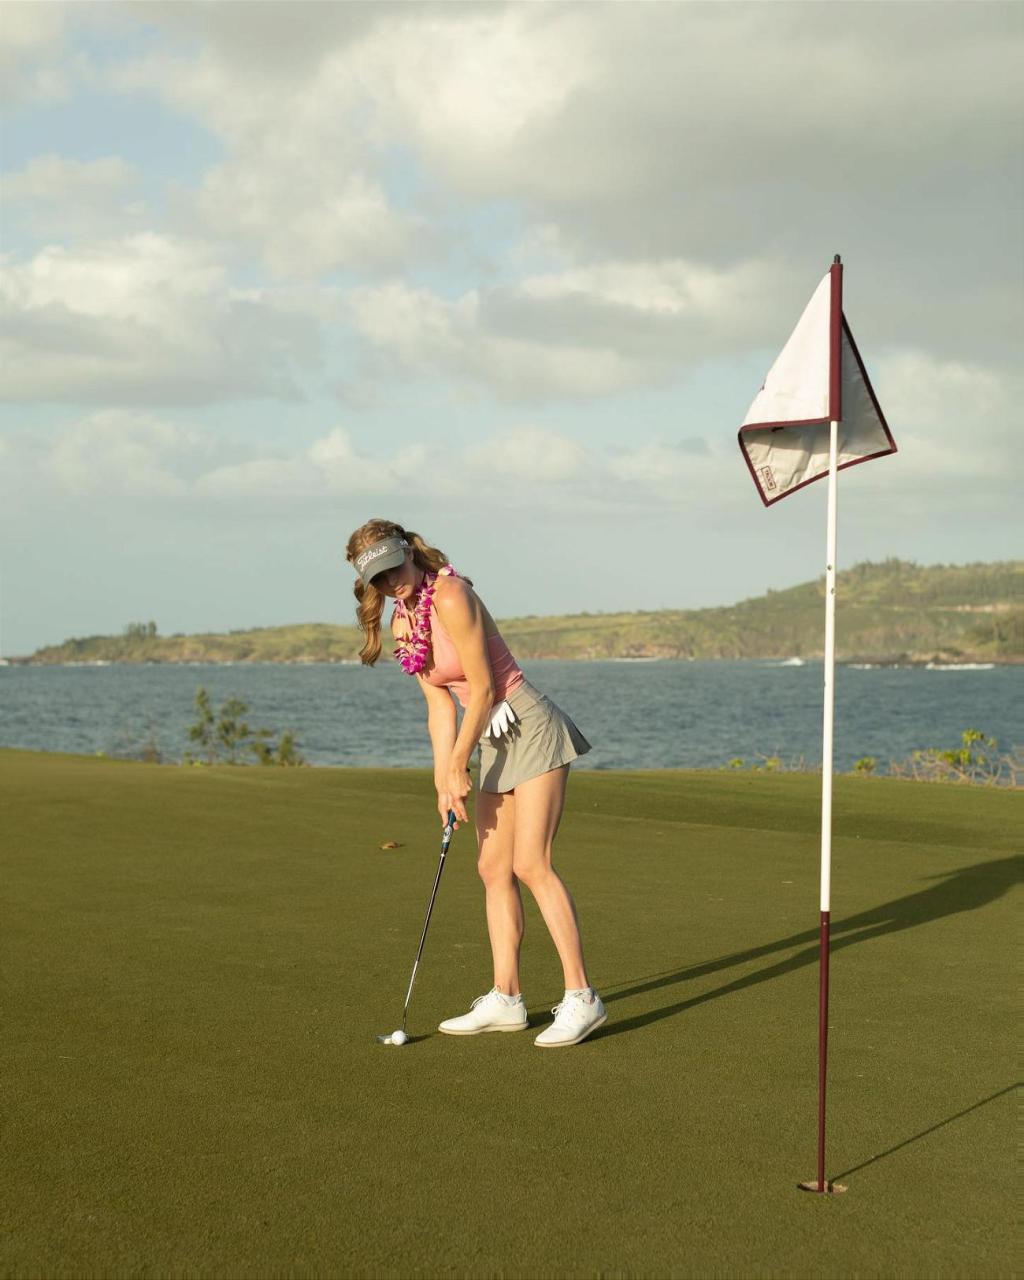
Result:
[1, 749, 1019, 1278]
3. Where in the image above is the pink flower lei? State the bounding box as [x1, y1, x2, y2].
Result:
[393, 564, 459, 675]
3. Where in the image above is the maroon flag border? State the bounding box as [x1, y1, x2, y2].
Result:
[737, 315, 897, 508]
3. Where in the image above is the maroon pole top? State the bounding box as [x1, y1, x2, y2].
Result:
[828, 256, 843, 423]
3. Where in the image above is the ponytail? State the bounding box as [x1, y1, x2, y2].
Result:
[353, 577, 386, 665]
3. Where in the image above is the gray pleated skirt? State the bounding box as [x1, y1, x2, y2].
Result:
[476, 678, 592, 793]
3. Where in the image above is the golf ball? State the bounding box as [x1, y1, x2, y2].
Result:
[391, 1029, 408, 1046]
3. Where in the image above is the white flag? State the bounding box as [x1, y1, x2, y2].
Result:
[738, 263, 896, 505]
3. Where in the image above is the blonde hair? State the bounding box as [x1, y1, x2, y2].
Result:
[346, 518, 470, 665]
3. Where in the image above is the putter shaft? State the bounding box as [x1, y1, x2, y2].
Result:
[398, 811, 456, 1031]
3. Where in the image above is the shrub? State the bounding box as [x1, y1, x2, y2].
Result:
[890, 729, 1020, 787]
[184, 687, 306, 766]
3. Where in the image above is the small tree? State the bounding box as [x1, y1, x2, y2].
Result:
[249, 731, 277, 766]
[186, 687, 217, 765]
[122, 621, 158, 646]
[216, 696, 253, 764]
[184, 686, 305, 766]
[274, 731, 303, 766]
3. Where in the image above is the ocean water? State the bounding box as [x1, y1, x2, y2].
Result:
[1, 659, 1020, 773]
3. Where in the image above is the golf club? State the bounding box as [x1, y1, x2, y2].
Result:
[377, 808, 457, 1046]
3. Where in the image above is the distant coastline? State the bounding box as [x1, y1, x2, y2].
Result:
[8, 657, 1015, 670]
[8, 558, 1022, 668]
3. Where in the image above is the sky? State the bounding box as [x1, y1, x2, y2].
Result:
[1, 0, 1022, 656]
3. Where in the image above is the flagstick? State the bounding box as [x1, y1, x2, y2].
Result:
[799, 255, 848, 1196]
[737, 253, 894, 1196]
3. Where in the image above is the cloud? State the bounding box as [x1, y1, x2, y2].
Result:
[465, 425, 587, 484]
[5, 374, 1017, 536]
[197, 161, 419, 279]
[361, 6, 591, 166]
[0, 3, 71, 104]
[11, 413, 421, 506]
[348, 280, 636, 400]
[46, 410, 214, 496]
[371, 4, 1022, 258]
[117, 1, 392, 82]
[872, 350, 1019, 494]
[91, 2, 1021, 366]
[100, 9, 425, 278]
[4, 153, 135, 201]
[6, 414, 714, 511]
[195, 423, 579, 505]
[3, 2, 1020, 517]
[194, 422, 726, 513]
[195, 422, 734, 518]
[608, 437, 712, 485]
[196, 427, 432, 501]
[3, 154, 147, 241]
[0, 233, 324, 404]
[348, 257, 791, 400]
[91, 5, 587, 278]
[497, 257, 791, 352]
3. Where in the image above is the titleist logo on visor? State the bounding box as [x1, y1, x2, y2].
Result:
[355, 539, 407, 573]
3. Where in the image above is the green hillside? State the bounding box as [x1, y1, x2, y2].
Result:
[21, 559, 1024, 666]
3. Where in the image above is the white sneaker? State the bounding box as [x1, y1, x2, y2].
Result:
[534, 989, 607, 1047]
[438, 987, 528, 1035]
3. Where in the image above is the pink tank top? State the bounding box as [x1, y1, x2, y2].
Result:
[394, 598, 524, 709]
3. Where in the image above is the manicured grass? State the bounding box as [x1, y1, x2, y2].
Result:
[1, 749, 1019, 1279]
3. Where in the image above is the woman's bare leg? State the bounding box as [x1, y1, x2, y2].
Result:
[510, 766, 589, 991]
[475, 789, 523, 995]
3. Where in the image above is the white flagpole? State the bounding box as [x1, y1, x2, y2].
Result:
[821, 417, 838, 916]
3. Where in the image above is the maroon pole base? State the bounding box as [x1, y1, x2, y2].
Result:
[798, 911, 847, 1194]
[817, 909, 830, 1188]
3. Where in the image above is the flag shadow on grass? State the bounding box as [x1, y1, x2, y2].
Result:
[594, 854, 1022, 1040]
[830, 1083, 1019, 1182]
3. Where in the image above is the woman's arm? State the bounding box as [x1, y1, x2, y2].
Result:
[433, 576, 495, 823]
[416, 675, 460, 821]
[392, 609, 461, 825]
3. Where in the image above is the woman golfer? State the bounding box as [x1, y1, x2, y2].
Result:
[347, 518, 606, 1047]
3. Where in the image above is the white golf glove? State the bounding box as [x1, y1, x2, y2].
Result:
[486, 700, 518, 739]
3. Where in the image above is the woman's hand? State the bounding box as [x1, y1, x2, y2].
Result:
[436, 785, 468, 829]
[443, 764, 472, 827]
[436, 790, 455, 828]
